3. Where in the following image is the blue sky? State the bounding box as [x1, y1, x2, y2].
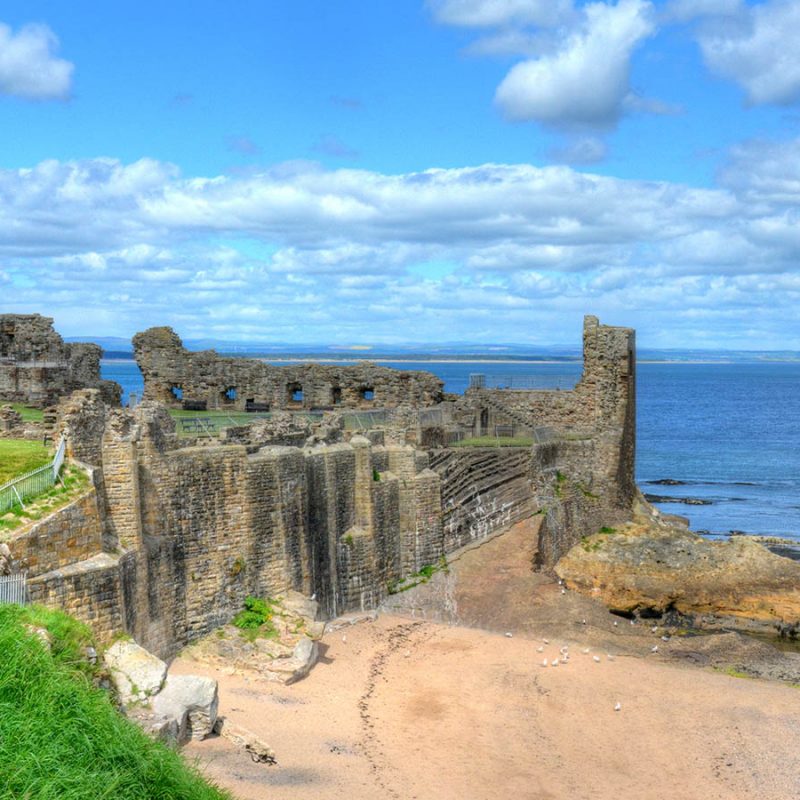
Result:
[2, 0, 800, 348]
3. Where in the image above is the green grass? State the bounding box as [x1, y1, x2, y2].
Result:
[388, 556, 449, 594]
[231, 596, 278, 642]
[9, 404, 44, 422]
[0, 466, 90, 537]
[450, 436, 534, 448]
[0, 439, 52, 484]
[0, 604, 231, 800]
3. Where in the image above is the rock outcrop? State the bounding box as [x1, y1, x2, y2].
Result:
[556, 506, 800, 633]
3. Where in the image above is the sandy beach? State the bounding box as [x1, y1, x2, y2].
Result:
[176, 520, 800, 800]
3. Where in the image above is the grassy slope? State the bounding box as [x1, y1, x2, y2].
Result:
[0, 440, 51, 484]
[451, 436, 534, 448]
[0, 605, 232, 800]
[9, 404, 44, 422]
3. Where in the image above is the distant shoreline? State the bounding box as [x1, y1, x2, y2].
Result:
[101, 356, 800, 365]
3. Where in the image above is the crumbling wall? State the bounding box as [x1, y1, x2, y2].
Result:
[0, 314, 121, 407]
[17, 314, 636, 652]
[133, 326, 444, 411]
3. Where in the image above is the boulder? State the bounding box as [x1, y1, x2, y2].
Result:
[214, 717, 276, 764]
[151, 674, 219, 742]
[104, 640, 167, 705]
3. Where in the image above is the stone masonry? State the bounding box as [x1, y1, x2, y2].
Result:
[0, 314, 121, 407]
[6, 315, 636, 656]
[133, 326, 444, 411]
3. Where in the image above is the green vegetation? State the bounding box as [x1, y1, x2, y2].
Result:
[0, 466, 90, 537]
[343, 533, 355, 547]
[714, 665, 752, 680]
[0, 439, 51, 484]
[450, 436, 534, 448]
[232, 596, 278, 641]
[0, 604, 231, 800]
[9, 404, 44, 422]
[598, 526, 617, 534]
[372, 468, 381, 482]
[388, 556, 448, 594]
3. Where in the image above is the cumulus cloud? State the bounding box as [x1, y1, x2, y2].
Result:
[3, 148, 800, 347]
[695, 0, 800, 106]
[494, 0, 656, 128]
[0, 22, 73, 100]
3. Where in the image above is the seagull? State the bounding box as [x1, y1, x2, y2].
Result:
[582, 647, 590, 654]
[541, 659, 548, 667]
[342, 634, 347, 643]
[543, 638, 550, 644]
[505, 632, 513, 638]
[561, 588, 566, 595]
[310, 593, 316, 600]
[651, 645, 658, 653]
[537, 645, 544, 653]
[593, 655, 601, 663]
[607, 654, 615, 661]
[581, 619, 587, 625]
[551, 659, 559, 667]
[661, 635, 670, 642]
[614, 702, 622, 712]
[651, 626, 658, 633]
[613, 621, 618, 627]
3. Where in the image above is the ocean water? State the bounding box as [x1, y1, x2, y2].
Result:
[100, 359, 800, 542]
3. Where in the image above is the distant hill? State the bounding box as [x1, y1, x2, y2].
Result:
[67, 337, 800, 363]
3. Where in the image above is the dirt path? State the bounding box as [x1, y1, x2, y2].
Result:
[179, 520, 800, 800]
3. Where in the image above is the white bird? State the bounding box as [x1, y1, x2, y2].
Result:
[505, 632, 513, 638]
[651, 645, 658, 653]
[630, 619, 636, 625]
[543, 638, 550, 644]
[551, 659, 559, 667]
[661, 635, 670, 642]
[593, 655, 601, 663]
[537, 645, 544, 653]
[614, 702, 622, 712]
[651, 626, 658, 633]
[310, 593, 316, 600]
[342, 634, 347, 643]
[607, 654, 615, 661]
[561, 588, 566, 595]
[582, 619, 587, 625]
[541, 659, 548, 667]
[613, 620, 618, 627]
[582, 647, 590, 654]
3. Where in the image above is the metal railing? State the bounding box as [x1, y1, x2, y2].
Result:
[0, 438, 65, 514]
[0, 572, 28, 605]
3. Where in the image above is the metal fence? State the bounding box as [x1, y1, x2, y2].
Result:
[0, 572, 28, 605]
[0, 438, 65, 514]
[342, 409, 388, 431]
[470, 373, 577, 391]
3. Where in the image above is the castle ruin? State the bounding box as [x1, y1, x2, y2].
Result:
[0, 314, 121, 407]
[3, 314, 635, 660]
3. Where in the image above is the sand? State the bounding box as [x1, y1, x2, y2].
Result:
[177, 520, 800, 800]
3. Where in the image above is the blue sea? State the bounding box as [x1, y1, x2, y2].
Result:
[101, 359, 800, 542]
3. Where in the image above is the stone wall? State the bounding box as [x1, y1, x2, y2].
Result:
[133, 326, 444, 411]
[0, 314, 121, 407]
[11, 314, 637, 654]
[9, 487, 104, 578]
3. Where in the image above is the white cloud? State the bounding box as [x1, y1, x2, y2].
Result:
[696, 0, 800, 106]
[494, 0, 656, 127]
[2, 146, 800, 347]
[0, 22, 73, 100]
[427, 0, 573, 28]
